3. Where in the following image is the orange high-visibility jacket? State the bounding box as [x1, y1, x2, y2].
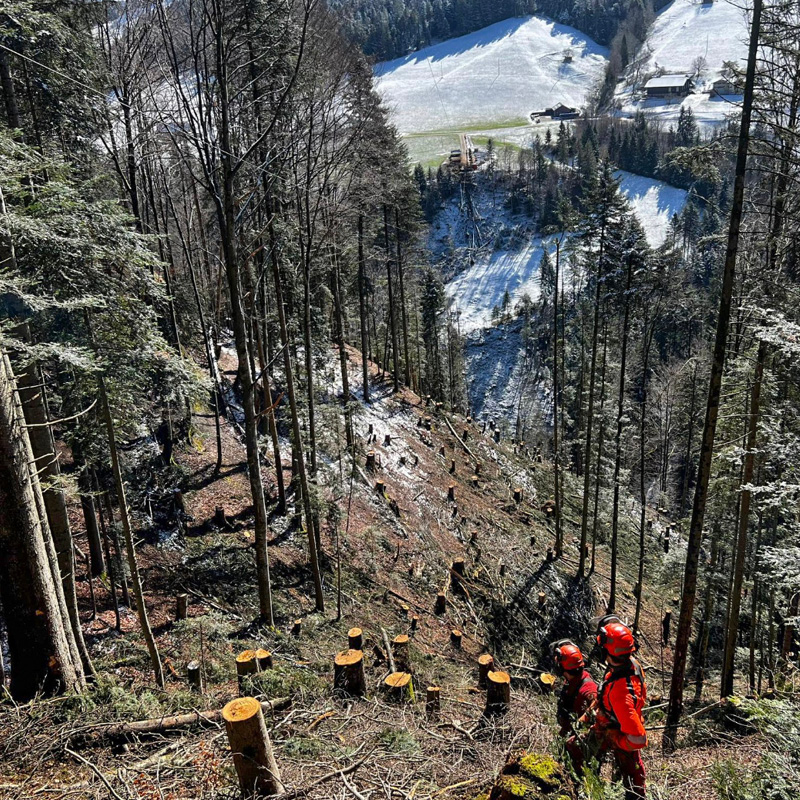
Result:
[595, 657, 647, 751]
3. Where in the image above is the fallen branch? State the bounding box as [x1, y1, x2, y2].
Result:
[69, 697, 290, 744]
[444, 416, 477, 460]
[64, 746, 126, 800]
[275, 750, 373, 800]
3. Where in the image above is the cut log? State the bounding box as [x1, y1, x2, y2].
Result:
[176, 593, 189, 621]
[71, 697, 291, 744]
[478, 653, 495, 688]
[485, 670, 511, 715]
[383, 671, 412, 701]
[237, 650, 259, 689]
[333, 649, 366, 697]
[392, 633, 411, 672]
[348, 627, 363, 650]
[223, 696, 284, 797]
[450, 629, 463, 649]
[256, 649, 273, 670]
[426, 686, 441, 718]
[434, 592, 446, 615]
[187, 660, 203, 693]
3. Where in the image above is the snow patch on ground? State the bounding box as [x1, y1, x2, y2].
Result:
[375, 15, 608, 164]
[446, 237, 556, 333]
[617, 170, 688, 247]
[615, 0, 749, 129]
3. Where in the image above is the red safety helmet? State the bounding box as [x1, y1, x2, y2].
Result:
[552, 640, 585, 671]
[597, 621, 636, 657]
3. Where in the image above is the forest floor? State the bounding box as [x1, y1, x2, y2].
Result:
[0, 346, 774, 800]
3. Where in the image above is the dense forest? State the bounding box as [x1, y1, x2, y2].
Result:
[1, 0, 799, 799]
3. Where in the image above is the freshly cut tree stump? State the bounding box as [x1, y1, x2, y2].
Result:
[392, 634, 411, 671]
[222, 696, 284, 797]
[485, 670, 511, 715]
[291, 619, 302, 637]
[426, 686, 441, 717]
[538, 591, 546, 609]
[256, 649, 273, 670]
[375, 479, 386, 495]
[546, 547, 554, 563]
[366, 451, 377, 471]
[499, 562, 507, 577]
[434, 592, 446, 614]
[472, 475, 479, 488]
[399, 455, 407, 466]
[383, 671, 412, 701]
[447, 484, 456, 502]
[176, 593, 189, 621]
[187, 660, 204, 693]
[333, 649, 366, 697]
[450, 629, 463, 649]
[539, 673, 557, 694]
[513, 487, 523, 503]
[236, 650, 259, 689]
[450, 459, 457, 474]
[214, 506, 228, 528]
[411, 615, 420, 631]
[478, 653, 495, 688]
[348, 627, 363, 650]
[384, 434, 392, 446]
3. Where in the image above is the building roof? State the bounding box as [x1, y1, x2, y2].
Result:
[645, 74, 691, 89]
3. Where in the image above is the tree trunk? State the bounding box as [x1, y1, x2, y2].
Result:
[664, 0, 762, 749]
[720, 340, 765, 696]
[0, 347, 85, 700]
[395, 208, 412, 387]
[358, 215, 370, 403]
[609, 255, 632, 612]
[553, 240, 563, 557]
[15, 348, 93, 676]
[383, 204, 400, 393]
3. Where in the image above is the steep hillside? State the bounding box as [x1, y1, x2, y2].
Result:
[374, 16, 608, 165]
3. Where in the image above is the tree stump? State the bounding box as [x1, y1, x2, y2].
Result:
[291, 619, 302, 637]
[173, 488, 186, 515]
[546, 547, 554, 563]
[450, 629, 463, 649]
[375, 479, 386, 496]
[447, 484, 456, 502]
[662, 612, 672, 645]
[236, 650, 259, 690]
[478, 653, 495, 688]
[472, 475, 479, 488]
[663, 536, 670, 554]
[392, 634, 411, 671]
[411, 615, 419, 632]
[256, 649, 273, 670]
[450, 459, 456, 474]
[499, 562, 506, 577]
[537, 591, 546, 609]
[334, 649, 366, 697]
[426, 686, 441, 718]
[384, 434, 392, 446]
[187, 660, 203, 693]
[451, 558, 465, 593]
[513, 487, 523, 503]
[463, 429, 469, 441]
[383, 671, 412, 701]
[348, 627, 363, 650]
[399, 455, 407, 466]
[176, 593, 189, 621]
[214, 506, 227, 527]
[222, 697, 284, 797]
[474, 462, 482, 475]
[488, 750, 568, 800]
[434, 592, 446, 615]
[539, 673, 557, 694]
[485, 670, 511, 715]
[366, 451, 377, 471]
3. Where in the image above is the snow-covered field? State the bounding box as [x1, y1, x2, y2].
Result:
[615, 0, 749, 128]
[617, 170, 688, 246]
[375, 15, 608, 166]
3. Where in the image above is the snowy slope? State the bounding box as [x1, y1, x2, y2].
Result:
[616, 0, 749, 128]
[375, 15, 607, 161]
[617, 171, 688, 247]
[445, 237, 557, 334]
